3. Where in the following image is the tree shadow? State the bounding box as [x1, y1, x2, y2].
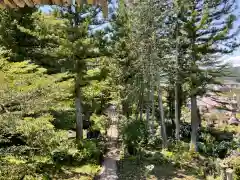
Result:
[167, 122, 236, 159]
[0, 157, 97, 180]
[36, 163, 94, 179]
[50, 109, 76, 130]
[25, 157, 100, 179]
[50, 109, 93, 131]
[200, 126, 234, 142]
[166, 121, 235, 143]
[117, 152, 204, 180]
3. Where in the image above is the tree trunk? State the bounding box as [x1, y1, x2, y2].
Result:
[226, 169, 234, 180]
[179, 85, 184, 118]
[197, 107, 201, 127]
[122, 99, 130, 119]
[190, 14, 198, 151]
[139, 98, 143, 121]
[151, 87, 155, 134]
[146, 103, 151, 133]
[158, 87, 167, 148]
[174, 83, 180, 140]
[71, 6, 83, 141]
[190, 95, 198, 151]
[136, 100, 139, 121]
[139, 97, 143, 121]
[146, 87, 152, 134]
[139, 84, 144, 121]
[75, 64, 83, 141]
[175, 21, 180, 141]
[167, 88, 175, 128]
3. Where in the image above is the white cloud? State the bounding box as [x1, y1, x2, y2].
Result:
[223, 56, 240, 67]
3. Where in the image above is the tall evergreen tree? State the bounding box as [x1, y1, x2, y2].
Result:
[175, 0, 240, 151]
[18, 5, 110, 141]
[127, 0, 174, 146]
[0, 7, 38, 61]
[110, 0, 137, 118]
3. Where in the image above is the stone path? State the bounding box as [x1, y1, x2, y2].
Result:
[99, 105, 120, 180]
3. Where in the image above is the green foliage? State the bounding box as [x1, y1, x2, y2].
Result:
[0, 0, 239, 179]
[177, 0, 239, 96]
[121, 119, 149, 155]
[198, 141, 230, 158]
[223, 155, 240, 179]
[0, 7, 38, 61]
[52, 139, 101, 165]
[0, 157, 34, 180]
[0, 54, 103, 178]
[90, 114, 107, 133]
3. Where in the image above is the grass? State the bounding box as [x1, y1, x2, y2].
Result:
[117, 119, 240, 180]
[70, 164, 101, 175]
[117, 156, 203, 180]
[236, 113, 240, 119]
[218, 124, 240, 134]
[0, 155, 101, 180]
[220, 89, 240, 97]
[60, 164, 101, 180]
[2, 155, 27, 164]
[117, 147, 206, 180]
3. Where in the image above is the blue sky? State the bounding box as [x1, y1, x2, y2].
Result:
[40, 0, 240, 66]
[39, 0, 116, 31]
[220, 0, 240, 66]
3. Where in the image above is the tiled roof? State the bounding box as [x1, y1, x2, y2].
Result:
[0, 0, 108, 16]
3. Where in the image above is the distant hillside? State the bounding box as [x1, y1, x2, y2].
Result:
[223, 66, 240, 82]
[230, 66, 240, 76]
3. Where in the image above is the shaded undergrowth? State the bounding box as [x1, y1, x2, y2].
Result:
[117, 150, 205, 180]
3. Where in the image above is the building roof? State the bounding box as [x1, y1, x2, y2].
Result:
[0, 0, 108, 16]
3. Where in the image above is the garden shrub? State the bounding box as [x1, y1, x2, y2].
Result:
[198, 129, 239, 159]
[17, 114, 68, 154]
[51, 139, 102, 165]
[198, 140, 233, 158]
[147, 134, 162, 148]
[223, 155, 240, 180]
[0, 157, 35, 180]
[121, 118, 148, 155]
[90, 113, 108, 134]
[0, 55, 104, 179]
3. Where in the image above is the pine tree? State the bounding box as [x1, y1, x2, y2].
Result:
[125, 0, 174, 146]
[17, 5, 110, 141]
[175, 0, 240, 151]
[0, 54, 73, 153]
[0, 7, 38, 61]
[110, 0, 138, 118]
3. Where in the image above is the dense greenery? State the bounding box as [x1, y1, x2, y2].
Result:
[0, 0, 239, 179]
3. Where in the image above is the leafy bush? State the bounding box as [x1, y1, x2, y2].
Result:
[179, 123, 192, 139]
[147, 134, 162, 148]
[0, 159, 33, 180]
[165, 122, 198, 141]
[198, 133, 234, 159]
[178, 122, 201, 141]
[90, 113, 108, 134]
[51, 139, 101, 165]
[121, 119, 148, 155]
[223, 155, 240, 180]
[198, 130, 239, 158]
[199, 141, 231, 158]
[0, 58, 103, 179]
[17, 114, 68, 154]
[167, 141, 200, 162]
